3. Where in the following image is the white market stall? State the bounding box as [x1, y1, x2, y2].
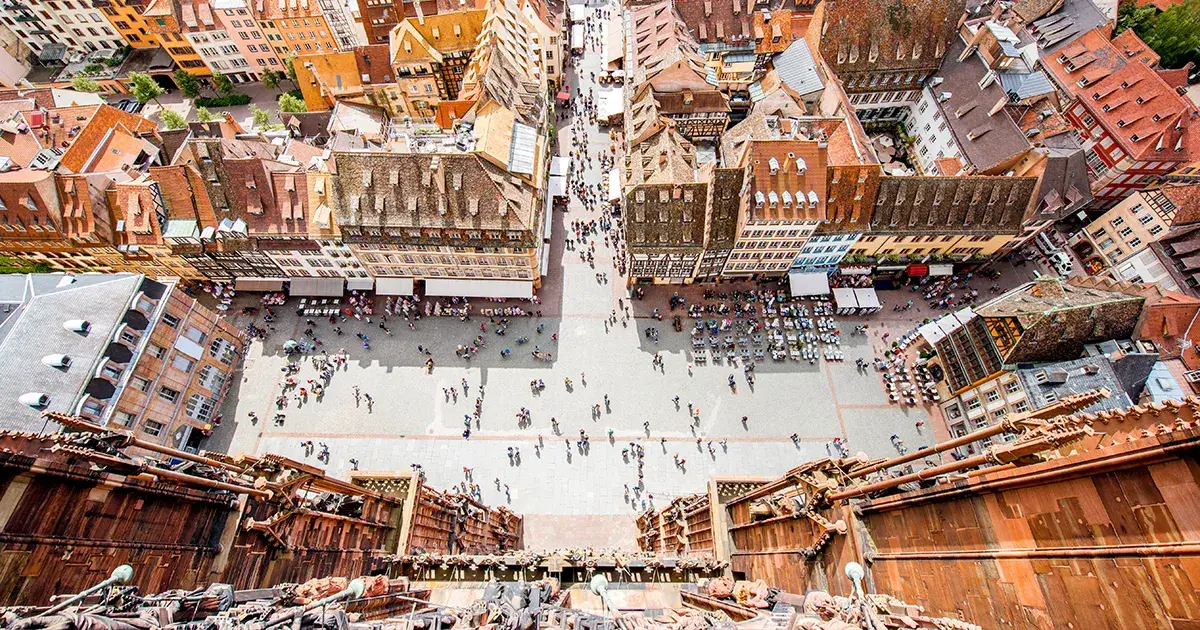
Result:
[788, 271, 830, 297]
[346, 278, 375, 291]
[598, 90, 624, 125]
[550, 156, 571, 177]
[570, 24, 585, 54]
[852, 287, 881, 314]
[833, 287, 859, 315]
[607, 168, 622, 203]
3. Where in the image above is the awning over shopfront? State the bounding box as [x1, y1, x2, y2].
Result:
[605, 25, 623, 68]
[550, 156, 571, 177]
[289, 277, 344, 297]
[375, 277, 415, 295]
[907, 264, 929, 277]
[788, 271, 830, 296]
[234, 277, 285, 292]
[607, 168, 622, 202]
[425, 278, 534, 299]
[929, 263, 954, 276]
[839, 265, 872, 275]
[347, 278, 375, 291]
[852, 287, 881, 310]
[549, 175, 568, 198]
[556, 91, 570, 102]
[569, 4, 588, 22]
[833, 288, 858, 310]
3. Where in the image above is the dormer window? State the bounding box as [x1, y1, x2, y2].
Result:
[1117, 120, 1127, 128]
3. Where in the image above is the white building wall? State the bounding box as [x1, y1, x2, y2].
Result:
[0, 0, 122, 56]
[908, 87, 962, 174]
[1113, 248, 1179, 291]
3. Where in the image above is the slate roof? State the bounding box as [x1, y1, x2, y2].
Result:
[933, 39, 1032, 173]
[0, 274, 148, 434]
[773, 38, 824, 96]
[1024, 0, 1108, 54]
[1016, 355, 1137, 413]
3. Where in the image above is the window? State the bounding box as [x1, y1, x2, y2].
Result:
[120, 328, 139, 345]
[1005, 380, 1020, 394]
[1012, 400, 1028, 413]
[113, 410, 135, 427]
[132, 376, 151, 392]
[1119, 227, 1133, 238]
[1111, 216, 1125, 227]
[946, 404, 962, 419]
[186, 393, 215, 422]
[985, 390, 999, 402]
[142, 420, 164, 437]
[1139, 213, 1154, 225]
[1129, 237, 1142, 248]
[209, 338, 237, 365]
[157, 386, 180, 403]
[82, 400, 104, 416]
[162, 313, 180, 328]
[184, 326, 206, 344]
[101, 364, 122, 379]
[172, 355, 195, 372]
[1150, 224, 1164, 236]
[966, 397, 981, 410]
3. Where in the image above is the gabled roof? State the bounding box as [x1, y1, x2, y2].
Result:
[625, 125, 698, 187]
[389, 9, 487, 65]
[978, 276, 1143, 325]
[819, 0, 960, 75]
[58, 104, 158, 174]
[331, 151, 537, 232]
[628, 1, 706, 89]
[773, 38, 824, 96]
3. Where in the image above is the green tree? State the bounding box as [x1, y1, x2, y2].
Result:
[211, 71, 235, 97]
[284, 56, 298, 84]
[160, 110, 188, 130]
[174, 69, 202, 99]
[70, 75, 101, 92]
[1116, 0, 1200, 69]
[196, 106, 217, 122]
[82, 62, 105, 76]
[262, 68, 286, 92]
[278, 92, 307, 113]
[128, 72, 165, 105]
[251, 104, 271, 127]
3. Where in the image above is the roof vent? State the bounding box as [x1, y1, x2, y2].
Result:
[63, 319, 91, 333]
[938, 92, 952, 102]
[41, 354, 71, 368]
[19, 392, 49, 408]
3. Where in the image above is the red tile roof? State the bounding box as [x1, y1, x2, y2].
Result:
[1111, 29, 1159, 67]
[58, 104, 158, 174]
[1045, 28, 1196, 163]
